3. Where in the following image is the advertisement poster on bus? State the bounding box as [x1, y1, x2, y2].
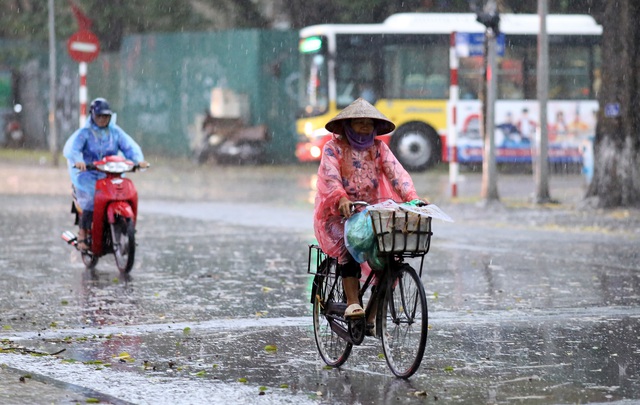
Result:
[455, 100, 598, 164]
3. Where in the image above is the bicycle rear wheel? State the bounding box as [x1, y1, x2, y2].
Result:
[381, 263, 428, 378]
[312, 259, 352, 367]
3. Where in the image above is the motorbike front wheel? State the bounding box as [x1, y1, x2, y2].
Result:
[112, 217, 136, 273]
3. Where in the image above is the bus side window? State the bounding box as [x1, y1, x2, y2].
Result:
[459, 57, 483, 100]
[499, 59, 524, 99]
[549, 45, 592, 100]
[403, 74, 428, 98]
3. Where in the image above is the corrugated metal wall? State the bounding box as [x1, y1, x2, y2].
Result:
[103, 29, 298, 161]
[12, 29, 300, 162]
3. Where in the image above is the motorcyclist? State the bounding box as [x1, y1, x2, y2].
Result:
[63, 98, 149, 251]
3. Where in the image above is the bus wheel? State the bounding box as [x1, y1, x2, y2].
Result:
[390, 123, 440, 171]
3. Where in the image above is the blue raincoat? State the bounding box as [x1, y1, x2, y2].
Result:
[63, 115, 144, 211]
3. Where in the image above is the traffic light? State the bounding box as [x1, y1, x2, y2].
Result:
[476, 12, 500, 33]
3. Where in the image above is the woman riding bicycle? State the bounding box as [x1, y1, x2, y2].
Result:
[313, 98, 428, 324]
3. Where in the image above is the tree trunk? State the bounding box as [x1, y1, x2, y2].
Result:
[586, 0, 640, 208]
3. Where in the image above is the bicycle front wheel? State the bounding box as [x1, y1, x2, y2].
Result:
[82, 251, 98, 269]
[312, 259, 352, 367]
[381, 263, 428, 378]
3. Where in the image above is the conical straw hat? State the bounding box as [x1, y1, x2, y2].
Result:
[325, 98, 395, 135]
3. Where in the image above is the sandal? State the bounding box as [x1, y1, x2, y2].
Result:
[344, 303, 365, 319]
[76, 229, 90, 251]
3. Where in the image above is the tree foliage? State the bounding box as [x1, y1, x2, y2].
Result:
[0, 0, 266, 52]
[0, 0, 603, 53]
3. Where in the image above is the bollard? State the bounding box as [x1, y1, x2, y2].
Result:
[581, 135, 594, 185]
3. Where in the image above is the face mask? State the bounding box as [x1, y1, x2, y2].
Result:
[343, 122, 376, 151]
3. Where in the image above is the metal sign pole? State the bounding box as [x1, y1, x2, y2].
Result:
[475, 0, 500, 203]
[448, 32, 460, 198]
[48, 0, 58, 166]
[535, 0, 551, 203]
[481, 28, 499, 202]
[78, 62, 88, 127]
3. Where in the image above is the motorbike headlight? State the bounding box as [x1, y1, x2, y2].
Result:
[98, 161, 134, 173]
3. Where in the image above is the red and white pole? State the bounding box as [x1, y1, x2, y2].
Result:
[79, 61, 88, 126]
[448, 32, 460, 198]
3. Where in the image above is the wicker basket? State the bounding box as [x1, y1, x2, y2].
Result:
[369, 209, 432, 254]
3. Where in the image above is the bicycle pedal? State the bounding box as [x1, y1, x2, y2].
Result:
[348, 318, 366, 345]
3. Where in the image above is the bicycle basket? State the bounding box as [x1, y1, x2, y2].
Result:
[368, 208, 432, 254]
[307, 244, 329, 275]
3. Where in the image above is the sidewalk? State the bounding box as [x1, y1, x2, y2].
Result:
[426, 170, 640, 234]
[0, 154, 637, 234]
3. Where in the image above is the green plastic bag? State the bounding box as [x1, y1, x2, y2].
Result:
[367, 242, 386, 271]
[345, 210, 387, 271]
[344, 209, 374, 264]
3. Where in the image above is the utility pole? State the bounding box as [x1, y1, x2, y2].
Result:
[476, 0, 500, 203]
[48, 0, 58, 166]
[534, 0, 552, 203]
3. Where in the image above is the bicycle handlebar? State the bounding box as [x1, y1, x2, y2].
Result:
[350, 201, 369, 207]
[349, 199, 428, 212]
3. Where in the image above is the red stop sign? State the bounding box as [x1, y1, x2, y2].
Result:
[67, 30, 100, 63]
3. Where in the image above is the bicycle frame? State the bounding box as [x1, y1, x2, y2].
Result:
[308, 245, 427, 344]
[309, 208, 433, 377]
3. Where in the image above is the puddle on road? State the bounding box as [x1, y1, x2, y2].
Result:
[3, 311, 639, 404]
[1, 210, 316, 332]
[2, 172, 640, 403]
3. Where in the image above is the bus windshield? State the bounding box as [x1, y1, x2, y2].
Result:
[334, 34, 449, 108]
[298, 36, 329, 118]
[458, 35, 600, 100]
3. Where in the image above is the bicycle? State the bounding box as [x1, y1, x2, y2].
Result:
[308, 202, 433, 378]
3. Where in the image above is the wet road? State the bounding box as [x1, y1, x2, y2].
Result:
[1, 157, 639, 404]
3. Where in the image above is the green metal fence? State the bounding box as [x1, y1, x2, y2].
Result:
[112, 29, 299, 161]
[9, 30, 300, 162]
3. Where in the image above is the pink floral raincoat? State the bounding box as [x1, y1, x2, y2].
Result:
[313, 134, 419, 263]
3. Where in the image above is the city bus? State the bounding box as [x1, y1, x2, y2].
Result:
[295, 13, 602, 171]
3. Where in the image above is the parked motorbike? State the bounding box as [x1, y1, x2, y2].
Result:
[195, 113, 268, 164]
[61, 155, 148, 273]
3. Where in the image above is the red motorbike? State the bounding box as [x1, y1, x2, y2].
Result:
[61, 155, 147, 273]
